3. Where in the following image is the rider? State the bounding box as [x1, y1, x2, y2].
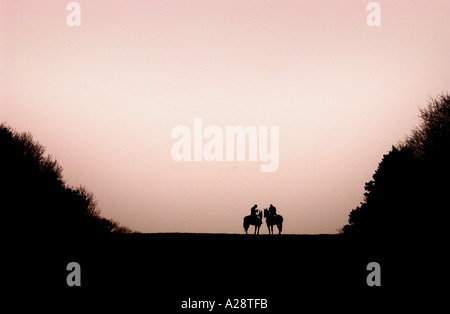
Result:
[268, 204, 277, 217]
[250, 204, 258, 217]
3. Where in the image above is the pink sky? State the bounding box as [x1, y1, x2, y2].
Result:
[1, 1, 449, 233]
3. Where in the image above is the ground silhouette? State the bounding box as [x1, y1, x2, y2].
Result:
[38, 232, 389, 311]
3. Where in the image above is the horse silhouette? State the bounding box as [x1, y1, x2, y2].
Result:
[264, 208, 283, 234]
[243, 210, 262, 234]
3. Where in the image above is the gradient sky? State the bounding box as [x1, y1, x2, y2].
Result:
[1, 1, 449, 233]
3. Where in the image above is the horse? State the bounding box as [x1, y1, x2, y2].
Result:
[243, 210, 262, 235]
[263, 208, 283, 234]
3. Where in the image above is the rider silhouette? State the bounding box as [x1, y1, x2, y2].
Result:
[268, 204, 277, 217]
[251, 204, 258, 217]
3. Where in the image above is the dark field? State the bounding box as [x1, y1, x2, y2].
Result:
[28, 233, 396, 311]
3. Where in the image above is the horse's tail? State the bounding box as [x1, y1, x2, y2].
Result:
[278, 216, 283, 233]
[243, 216, 249, 229]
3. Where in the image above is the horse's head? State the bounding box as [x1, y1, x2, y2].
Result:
[263, 208, 269, 217]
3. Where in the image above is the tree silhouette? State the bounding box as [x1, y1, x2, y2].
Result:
[0, 123, 131, 236]
[404, 94, 450, 161]
[342, 93, 450, 238]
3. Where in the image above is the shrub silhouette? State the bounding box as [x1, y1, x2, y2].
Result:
[0, 123, 131, 236]
[342, 94, 450, 238]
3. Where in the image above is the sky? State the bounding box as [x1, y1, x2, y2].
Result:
[1, 0, 449, 234]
